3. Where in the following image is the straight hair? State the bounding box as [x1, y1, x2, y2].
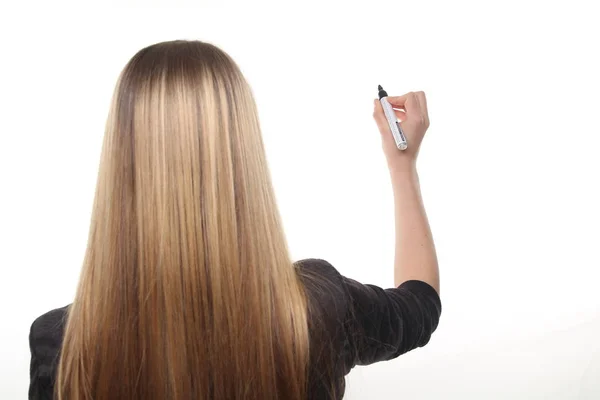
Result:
[56, 40, 311, 399]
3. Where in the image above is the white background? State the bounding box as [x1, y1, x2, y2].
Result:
[1, 2, 599, 399]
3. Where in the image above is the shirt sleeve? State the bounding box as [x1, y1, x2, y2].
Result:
[28, 307, 68, 400]
[341, 275, 442, 366]
[29, 320, 53, 400]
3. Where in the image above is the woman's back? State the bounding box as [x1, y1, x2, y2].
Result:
[28, 40, 442, 399]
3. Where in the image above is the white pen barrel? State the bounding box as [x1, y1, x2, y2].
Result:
[380, 97, 408, 150]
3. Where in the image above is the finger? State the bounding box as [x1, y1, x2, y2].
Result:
[374, 99, 406, 124]
[388, 92, 420, 114]
[372, 99, 390, 134]
[373, 100, 396, 148]
[385, 93, 410, 108]
[394, 109, 407, 122]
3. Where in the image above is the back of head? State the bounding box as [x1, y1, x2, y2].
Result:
[56, 40, 310, 400]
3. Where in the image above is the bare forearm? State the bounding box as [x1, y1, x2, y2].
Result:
[390, 163, 440, 293]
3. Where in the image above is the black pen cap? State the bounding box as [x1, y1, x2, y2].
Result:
[378, 85, 388, 99]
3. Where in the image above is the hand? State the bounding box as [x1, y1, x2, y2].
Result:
[372, 91, 430, 169]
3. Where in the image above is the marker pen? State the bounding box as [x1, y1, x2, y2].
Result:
[378, 85, 407, 150]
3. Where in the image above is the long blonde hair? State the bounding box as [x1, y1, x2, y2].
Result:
[56, 40, 310, 399]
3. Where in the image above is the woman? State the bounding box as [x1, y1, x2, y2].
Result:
[28, 40, 441, 400]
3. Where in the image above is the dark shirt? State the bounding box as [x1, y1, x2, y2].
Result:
[28, 258, 441, 399]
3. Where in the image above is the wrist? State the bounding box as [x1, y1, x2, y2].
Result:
[387, 158, 418, 178]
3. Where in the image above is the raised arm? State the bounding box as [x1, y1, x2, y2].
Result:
[373, 91, 440, 293]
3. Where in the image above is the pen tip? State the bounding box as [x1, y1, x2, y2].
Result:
[378, 85, 383, 91]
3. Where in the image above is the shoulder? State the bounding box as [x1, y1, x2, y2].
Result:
[294, 259, 355, 381]
[29, 305, 70, 351]
[294, 258, 347, 298]
[293, 258, 350, 327]
[28, 306, 70, 398]
[294, 258, 342, 281]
